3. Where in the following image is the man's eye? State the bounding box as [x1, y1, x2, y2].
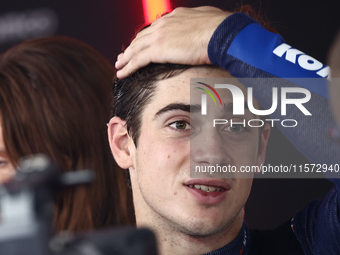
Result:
[169, 121, 191, 130]
[224, 124, 245, 133]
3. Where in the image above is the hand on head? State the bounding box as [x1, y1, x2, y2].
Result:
[115, 6, 232, 79]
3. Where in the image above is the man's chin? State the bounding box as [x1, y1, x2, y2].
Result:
[175, 219, 232, 237]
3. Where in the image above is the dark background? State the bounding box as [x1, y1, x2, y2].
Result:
[1, 0, 339, 230]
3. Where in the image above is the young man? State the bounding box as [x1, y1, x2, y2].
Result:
[109, 64, 272, 254]
[111, 6, 340, 255]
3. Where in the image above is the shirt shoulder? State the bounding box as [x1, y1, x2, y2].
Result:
[249, 219, 304, 255]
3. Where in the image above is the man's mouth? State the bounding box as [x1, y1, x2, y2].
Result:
[187, 184, 225, 192]
[183, 179, 230, 205]
[184, 179, 231, 191]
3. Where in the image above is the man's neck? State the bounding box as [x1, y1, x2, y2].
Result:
[136, 208, 244, 255]
[158, 221, 243, 255]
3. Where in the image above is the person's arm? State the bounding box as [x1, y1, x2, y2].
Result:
[115, 6, 231, 78]
[207, 12, 338, 166]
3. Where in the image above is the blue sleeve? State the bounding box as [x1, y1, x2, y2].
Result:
[208, 12, 339, 166]
[207, 12, 340, 254]
[208, 13, 330, 96]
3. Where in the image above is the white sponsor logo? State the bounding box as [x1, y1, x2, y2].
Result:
[273, 43, 330, 79]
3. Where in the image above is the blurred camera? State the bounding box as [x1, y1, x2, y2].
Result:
[0, 154, 157, 255]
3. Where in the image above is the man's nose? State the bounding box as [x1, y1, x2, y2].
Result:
[191, 127, 231, 166]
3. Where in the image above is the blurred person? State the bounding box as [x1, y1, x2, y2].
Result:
[329, 31, 340, 127]
[0, 36, 135, 232]
[112, 6, 340, 255]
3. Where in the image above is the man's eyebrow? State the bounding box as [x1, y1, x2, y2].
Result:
[155, 102, 250, 117]
[155, 103, 201, 117]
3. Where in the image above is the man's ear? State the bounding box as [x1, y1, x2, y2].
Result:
[256, 123, 271, 166]
[108, 117, 134, 169]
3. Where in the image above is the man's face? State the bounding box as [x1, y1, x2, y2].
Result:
[127, 67, 267, 236]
